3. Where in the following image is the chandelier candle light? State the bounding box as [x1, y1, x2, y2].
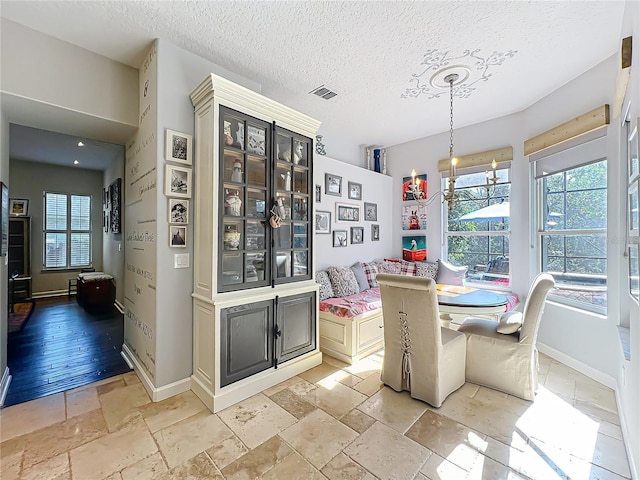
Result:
[485, 159, 498, 193]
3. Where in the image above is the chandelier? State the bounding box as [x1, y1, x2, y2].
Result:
[409, 73, 460, 210]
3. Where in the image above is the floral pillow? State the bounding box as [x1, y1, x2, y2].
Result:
[376, 260, 402, 275]
[361, 262, 379, 288]
[415, 261, 439, 280]
[326, 266, 359, 297]
[316, 270, 335, 300]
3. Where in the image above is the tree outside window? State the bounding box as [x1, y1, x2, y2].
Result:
[44, 192, 91, 269]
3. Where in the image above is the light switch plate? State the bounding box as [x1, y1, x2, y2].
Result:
[174, 253, 190, 268]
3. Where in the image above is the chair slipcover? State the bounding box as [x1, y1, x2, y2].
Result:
[377, 274, 466, 408]
[457, 273, 555, 400]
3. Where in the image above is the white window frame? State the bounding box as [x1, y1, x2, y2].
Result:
[43, 191, 92, 270]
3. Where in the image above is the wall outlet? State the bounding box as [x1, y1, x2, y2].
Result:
[174, 253, 190, 268]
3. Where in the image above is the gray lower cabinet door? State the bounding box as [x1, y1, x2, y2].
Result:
[276, 292, 316, 365]
[220, 300, 273, 387]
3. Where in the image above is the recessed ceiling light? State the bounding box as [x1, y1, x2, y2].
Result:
[77, 141, 84, 147]
[74, 160, 79, 165]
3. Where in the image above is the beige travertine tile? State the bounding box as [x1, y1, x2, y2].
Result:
[122, 372, 141, 385]
[21, 452, 69, 480]
[467, 453, 526, 480]
[279, 408, 358, 469]
[100, 382, 151, 432]
[581, 432, 630, 478]
[269, 387, 316, 419]
[543, 370, 577, 398]
[22, 409, 108, 470]
[139, 390, 207, 432]
[217, 393, 296, 449]
[335, 371, 364, 388]
[353, 372, 384, 396]
[340, 408, 376, 434]
[120, 452, 168, 480]
[260, 450, 326, 480]
[575, 380, 617, 413]
[103, 472, 122, 480]
[220, 434, 293, 480]
[321, 452, 377, 480]
[419, 452, 467, 479]
[155, 452, 224, 480]
[262, 376, 306, 397]
[65, 386, 100, 418]
[0, 436, 23, 480]
[0, 392, 65, 441]
[301, 380, 368, 419]
[572, 398, 621, 425]
[205, 435, 249, 470]
[96, 378, 127, 396]
[357, 387, 428, 433]
[342, 357, 382, 379]
[321, 355, 350, 370]
[344, 421, 430, 480]
[298, 362, 343, 384]
[69, 420, 157, 479]
[153, 410, 234, 468]
[405, 410, 486, 469]
[288, 378, 317, 397]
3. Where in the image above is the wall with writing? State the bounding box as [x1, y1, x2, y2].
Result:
[103, 149, 126, 306]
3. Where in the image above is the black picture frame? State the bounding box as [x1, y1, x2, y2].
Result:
[325, 173, 342, 197]
[351, 226, 364, 244]
[371, 224, 380, 241]
[348, 181, 362, 200]
[315, 184, 321, 203]
[333, 230, 347, 247]
[364, 202, 378, 221]
[1, 182, 8, 256]
[110, 178, 122, 234]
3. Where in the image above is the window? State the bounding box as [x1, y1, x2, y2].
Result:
[535, 147, 607, 313]
[44, 192, 92, 269]
[444, 168, 511, 288]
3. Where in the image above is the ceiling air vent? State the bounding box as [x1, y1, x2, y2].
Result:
[309, 85, 338, 100]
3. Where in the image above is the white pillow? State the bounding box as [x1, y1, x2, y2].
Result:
[497, 311, 523, 334]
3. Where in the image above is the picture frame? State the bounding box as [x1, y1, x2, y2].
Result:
[109, 178, 122, 234]
[336, 203, 360, 222]
[348, 181, 362, 200]
[402, 235, 427, 261]
[402, 173, 427, 201]
[364, 202, 378, 221]
[1, 182, 8, 257]
[315, 184, 321, 203]
[165, 164, 192, 198]
[351, 226, 364, 244]
[103, 211, 109, 233]
[9, 198, 29, 216]
[371, 224, 380, 241]
[402, 205, 427, 230]
[170, 225, 187, 247]
[325, 173, 342, 197]
[165, 129, 193, 165]
[169, 198, 189, 224]
[333, 230, 347, 247]
[315, 210, 331, 234]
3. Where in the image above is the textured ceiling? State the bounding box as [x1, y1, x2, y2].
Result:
[1, 1, 626, 163]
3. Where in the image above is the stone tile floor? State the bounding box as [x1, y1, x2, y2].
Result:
[0, 352, 631, 479]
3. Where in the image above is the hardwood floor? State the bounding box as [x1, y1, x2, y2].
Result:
[4, 296, 131, 407]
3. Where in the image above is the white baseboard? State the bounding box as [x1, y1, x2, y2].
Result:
[0, 367, 12, 407]
[114, 300, 125, 314]
[615, 385, 638, 480]
[537, 343, 616, 389]
[121, 344, 191, 402]
[32, 290, 68, 298]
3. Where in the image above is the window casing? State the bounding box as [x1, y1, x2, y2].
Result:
[444, 168, 511, 289]
[44, 192, 92, 269]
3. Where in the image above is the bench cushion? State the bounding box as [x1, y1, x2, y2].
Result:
[319, 288, 382, 318]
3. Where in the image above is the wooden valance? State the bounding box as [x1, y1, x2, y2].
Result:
[524, 105, 610, 156]
[437, 146, 513, 173]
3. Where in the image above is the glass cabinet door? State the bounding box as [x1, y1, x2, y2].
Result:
[274, 128, 312, 283]
[219, 107, 271, 291]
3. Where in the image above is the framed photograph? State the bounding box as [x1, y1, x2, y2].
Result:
[165, 165, 192, 198]
[1, 182, 8, 256]
[9, 198, 29, 216]
[103, 187, 109, 208]
[315, 184, 321, 203]
[402, 205, 427, 230]
[169, 198, 189, 224]
[333, 230, 348, 247]
[402, 235, 427, 262]
[351, 226, 364, 244]
[315, 210, 331, 234]
[325, 173, 342, 197]
[364, 202, 377, 221]
[348, 181, 362, 200]
[336, 203, 360, 222]
[371, 224, 380, 241]
[402, 173, 427, 201]
[109, 178, 122, 234]
[165, 129, 193, 165]
[170, 225, 187, 247]
[103, 211, 109, 233]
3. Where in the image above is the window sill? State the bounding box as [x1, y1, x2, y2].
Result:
[617, 326, 631, 361]
[41, 267, 94, 273]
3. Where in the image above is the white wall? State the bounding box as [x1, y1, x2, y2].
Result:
[0, 107, 9, 393]
[103, 150, 126, 306]
[314, 155, 394, 269]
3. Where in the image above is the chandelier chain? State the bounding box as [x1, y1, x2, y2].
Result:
[449, 76, 454, 159]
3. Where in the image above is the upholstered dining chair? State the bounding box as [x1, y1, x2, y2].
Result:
[377, 273, 466, 408]
[457, 273, 555, 401]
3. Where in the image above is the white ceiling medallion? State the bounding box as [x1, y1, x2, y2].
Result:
[401, 49, 517, 100]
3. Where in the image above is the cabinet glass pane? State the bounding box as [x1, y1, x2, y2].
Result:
[247, 156, 266, 187]
[224, 115, 245, 149]
[247, 189, 266, 218]
[276, 251, 292, 278]
[276, 134, 292, 163]
[293, 224, 307, 248]
[275, 195, 292, 220]
[222, 254, 243, 285]
[223, 150, 244, 183]
[224, 187, 244, 217]
[246, 221, 266, 250]
[247, 252, 266, 282]
[293, 168, 308, 193]
[293, 251, 308, 276]
[276, 165, 292, 192]
[275, 224, 291, 248]
[247, 124, 267, 156]
[223, 221, 242, 251]
[295, 140, 309, 168]
[292, 197, 308, 221]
